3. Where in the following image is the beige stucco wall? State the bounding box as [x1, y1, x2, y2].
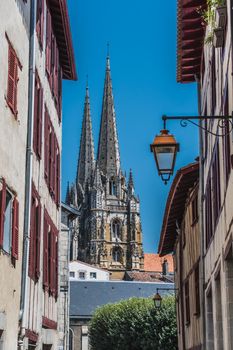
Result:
[201, 1, 233, 348]
[0, 1, 30, 348]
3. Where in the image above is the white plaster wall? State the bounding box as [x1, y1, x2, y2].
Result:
[69, 261, 109, 281]
[0, 1, 30, 348]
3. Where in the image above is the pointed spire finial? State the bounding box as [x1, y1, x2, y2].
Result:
[86, 74, 89, 97]
[128, 169, 134, 188]
[106, 42, 110, 70]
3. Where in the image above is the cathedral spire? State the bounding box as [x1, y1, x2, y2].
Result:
[128, 169, 135, 196]
[97, 56, 121, 177]
[76, 85, 95, 190]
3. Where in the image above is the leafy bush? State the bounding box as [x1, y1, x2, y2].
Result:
[89, 296, 178, 350]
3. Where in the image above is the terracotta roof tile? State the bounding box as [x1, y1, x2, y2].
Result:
[144, 254, 174, 273]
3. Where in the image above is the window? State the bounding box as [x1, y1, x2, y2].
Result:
[194, 264, 200, 316]
[0, 179, 19, 260]
[211, 49, 216, 115]
[212, 143, 221, 227]
[79, 271, 85, 280]
[70, 271, 75, 278]
[43, 209, 58, 297]
[112, 247, 121, 263]
[44, 108, 60, 205]
[28, 184, 41, 282]
[33, 71, 43, 159]
[112, 219, 121, 240]
[191, 193, 198, 225]
[184, 279, 190, 325]
[45, 8, 62, 121]
[109, 179, 117, 196]
[6, 37, 22, 117]
[205, 177, 213, 249]
[90, 272, 97, 279]
[36, 0, 44, 48]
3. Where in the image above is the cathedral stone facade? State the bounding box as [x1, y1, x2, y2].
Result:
[67, 56, 144, 279]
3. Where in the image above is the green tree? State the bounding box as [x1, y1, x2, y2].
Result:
[89, 296, 178, 350]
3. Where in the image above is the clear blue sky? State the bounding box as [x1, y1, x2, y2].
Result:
[62, 0, 199, 253]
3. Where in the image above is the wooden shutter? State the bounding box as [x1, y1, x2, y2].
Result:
[46, 9, 52, 76]
[36, 0, 44, 48]
[0, 179, 6, 247]
[185, 280, 190, 324]
[44, 109, 50, 181]
[33, 74, 39, 154]
[7, 45, 18, 116]
[56, 148, 60, 206]
[29, 196, 36, 278]
[55, 234, 58, 298]
[38, 86, 43, 158]
[35, 202, 41, 279]
[43, 212, 49, 288]
[49, 129, 55, 194]
[12, 197, 19, 260]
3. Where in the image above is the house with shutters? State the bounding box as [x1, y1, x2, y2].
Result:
[158, 162, 202, 350]
[0, 1, 77, 349]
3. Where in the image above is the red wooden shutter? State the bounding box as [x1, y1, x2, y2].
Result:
[35, 201, 41, 279]
[7, 45, 18, 115]
[38, 86, 43, 158]
[49, 129, 55, 193]
[55, 234, 58, 298]
[43, 213, 49, 288]
[56, 148, 60, 206]
[36, 0, 44, 48]
[46, 9, 52, 76]
[0, 179, 6, 247]
[44, 109, 50, 181]
[49, 227, 54, 293]
[33, 74, 39, 154]
[29, 196, 36, 278]
[12, 197, 19, 260]
[58, 67, 62, 122]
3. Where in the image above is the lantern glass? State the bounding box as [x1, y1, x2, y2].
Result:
[153, 293, 162, 309]
[150, 129, 179, 184]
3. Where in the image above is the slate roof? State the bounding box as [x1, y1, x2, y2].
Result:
[70, 280, 174, 319]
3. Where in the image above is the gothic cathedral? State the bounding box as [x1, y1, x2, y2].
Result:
[67, 56, 144, 279]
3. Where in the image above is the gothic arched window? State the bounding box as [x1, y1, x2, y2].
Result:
[111, 219, 121, 240]
[112, 247, 122, 262]
[109, 178, 117, 196]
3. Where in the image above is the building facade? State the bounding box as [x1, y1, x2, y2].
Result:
[0, 1, 30, 348]
[160, 0, 233, 349]
[69, 261, 110, 281]
[158, 162, 202, 350]
[0, 1, 76, 349]
[68, 57, 144, 279]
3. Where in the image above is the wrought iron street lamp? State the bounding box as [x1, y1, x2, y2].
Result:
[153, 287, 178, 309]
[151, 114, 233, 184]
[150, 129, 179, 185]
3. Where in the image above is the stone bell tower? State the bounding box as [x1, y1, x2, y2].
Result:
[69, 55, 144, 279]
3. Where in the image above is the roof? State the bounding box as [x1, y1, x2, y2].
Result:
[177, 0, 206, 83]
[158, 162, 199, 256]
[124, 271, 174, 283]
[144, 254, 174, 273]
[48, 0, 77, 80]
[70, 280, 174, 319]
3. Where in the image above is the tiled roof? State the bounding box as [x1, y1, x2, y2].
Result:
[144, 254, 174, 273]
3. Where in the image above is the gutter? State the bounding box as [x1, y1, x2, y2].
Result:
[19, 0, 37, 344]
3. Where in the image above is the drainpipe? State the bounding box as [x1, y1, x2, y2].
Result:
[19, 0, 37, 345]
[196, 77, 206, 349]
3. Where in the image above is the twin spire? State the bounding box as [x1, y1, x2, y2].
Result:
[76, 55, 121, 189]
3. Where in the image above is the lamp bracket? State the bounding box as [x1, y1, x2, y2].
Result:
[162, 115, 233, 137]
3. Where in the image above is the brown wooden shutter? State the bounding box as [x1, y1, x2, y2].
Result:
[46, 9, 52, 76]
[7, 45, 18, 116]
[35, 201, 41, 279]
[12, 197, 19, 260]
[0, 179, 6, 247]
[185, 280, 190, 324]
[43, 212, 49, 288]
